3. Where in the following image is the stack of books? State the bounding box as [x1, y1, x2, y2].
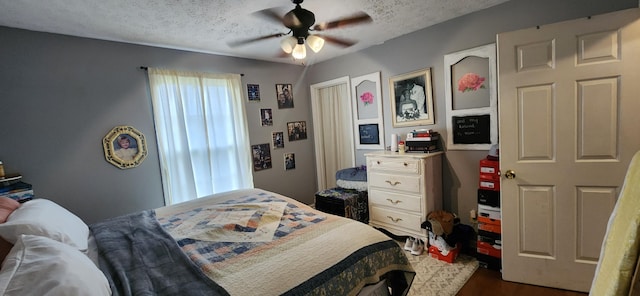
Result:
[406, 129, 441, 153]
[0, 175, 34, 203]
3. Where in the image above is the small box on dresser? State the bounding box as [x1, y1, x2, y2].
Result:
[364, 151, 443, 240]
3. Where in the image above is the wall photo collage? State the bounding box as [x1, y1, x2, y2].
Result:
[248, 83, 303, 172]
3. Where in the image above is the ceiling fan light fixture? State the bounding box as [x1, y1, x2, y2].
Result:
[292, 43, 306, 59]
[306, 35, 325, 53]
[280, 36, 297, 53]
[230, 1, 371, 61]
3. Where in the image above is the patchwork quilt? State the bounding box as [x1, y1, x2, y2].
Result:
[92, 188, 415, 296]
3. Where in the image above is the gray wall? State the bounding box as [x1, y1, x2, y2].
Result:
[306, 0, 638, 224]
[0, 0, 636, 225]
[0, 28, 315, 224]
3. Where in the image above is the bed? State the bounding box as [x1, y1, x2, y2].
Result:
[0, 188, 415, 296]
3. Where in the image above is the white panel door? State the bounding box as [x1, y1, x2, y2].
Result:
[497, 8, 640, 292]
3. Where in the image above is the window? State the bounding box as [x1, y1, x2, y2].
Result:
[147, 68, 253, 205]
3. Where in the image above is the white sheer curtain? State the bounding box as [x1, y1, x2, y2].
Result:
[316, 84, 355, 189]
[147, 68, 253, 205]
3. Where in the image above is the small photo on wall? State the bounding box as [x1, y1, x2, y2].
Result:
[284, 153, 295, 170]
[260, 108, 273, 126]
[272, 131, 284, 149]
[251, 143, 272, 171]
[276, 83, 294, 109]
[287, 121, 307, 141]
[247, 84, 260, 102]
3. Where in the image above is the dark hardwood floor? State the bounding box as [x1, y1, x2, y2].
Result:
[457, 267, 588, 296]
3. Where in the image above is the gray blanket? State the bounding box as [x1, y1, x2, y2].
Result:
[335, 166, 367, 182]
[89, 210, 229, 296]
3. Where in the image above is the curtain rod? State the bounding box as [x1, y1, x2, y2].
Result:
[139, 66, 244, 76]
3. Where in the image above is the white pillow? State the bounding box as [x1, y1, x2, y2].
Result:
[0, 234, 111, 296]
[0, 199, 89, 251]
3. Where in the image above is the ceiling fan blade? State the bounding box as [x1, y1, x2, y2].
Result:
[316, 35, 357, 47]
[228, 33, 285, 47]
[313, 12, 372, 31]
[255, 8, 286, 25]
[255, 7, 302, 29]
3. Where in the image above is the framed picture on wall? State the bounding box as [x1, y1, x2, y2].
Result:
[102, 125, 148, 169]
[389, 68, 435, 127]
[287, 121, 307, 141]
[260, 108, 273, 126]
[247, 84, 260, 102]
[251, 143, 272, 171]
[276, 83, 294, 109]
[284, 152, 295, 170]
[444, 43, 497, 150]
[272, 131, 284, 149]
[351, 72, 385, 150]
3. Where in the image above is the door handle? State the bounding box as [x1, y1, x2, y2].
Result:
[504, 170, 516, 179]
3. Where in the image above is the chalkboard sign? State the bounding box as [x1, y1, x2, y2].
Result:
[359, 124, 380, 145]
[452, 115, 491, 144]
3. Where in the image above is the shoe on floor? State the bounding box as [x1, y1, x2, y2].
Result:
[404, 237, 415, 251]
[410, 237, 424, 256]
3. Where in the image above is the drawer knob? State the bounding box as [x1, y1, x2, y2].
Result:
[386, 198, 402, 205]
[385, 180, 401, 186]
[387, 216, 403, 223]
[376, 161, 381, 165]
[403, 162, 408, 166]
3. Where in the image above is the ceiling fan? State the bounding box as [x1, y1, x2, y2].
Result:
[228, 0, 373, 59]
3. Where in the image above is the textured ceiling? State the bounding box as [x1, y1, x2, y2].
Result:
[0, 0, 510, 65]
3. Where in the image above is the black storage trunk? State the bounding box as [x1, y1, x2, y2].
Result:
[314, 188, 369, 224]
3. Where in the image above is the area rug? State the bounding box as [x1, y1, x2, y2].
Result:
[400, 243, 479, 296]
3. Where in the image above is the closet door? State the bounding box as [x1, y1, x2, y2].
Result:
[310, 77, 356, 191]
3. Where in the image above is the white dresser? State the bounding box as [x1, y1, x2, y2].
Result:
[365, 151, 443, 238]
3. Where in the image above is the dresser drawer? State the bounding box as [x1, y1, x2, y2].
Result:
[370, 206, 422, 231]
[368, 157, 420, 174]
[368, 172, 421, 194]
[368, 189, 421, 212]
